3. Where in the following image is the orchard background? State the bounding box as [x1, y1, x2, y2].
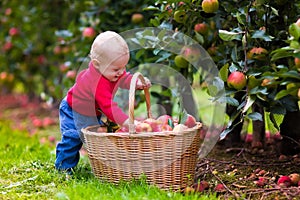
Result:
[1, 0, 300, 199]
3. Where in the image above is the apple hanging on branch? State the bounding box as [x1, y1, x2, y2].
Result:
[227, 71, 247, 90]
[201, 0, 219, 14]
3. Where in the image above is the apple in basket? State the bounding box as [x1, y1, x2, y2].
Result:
[135, 122, 152, 133]
[183, 114, 197, 128]
[156, 114, 173, 125]
[173, 124, 188, 132]
[97, 126, 107, 133]
[115, 126, 128, 133]
[143, 118, 162, 132]
[161, 124, 173, 131]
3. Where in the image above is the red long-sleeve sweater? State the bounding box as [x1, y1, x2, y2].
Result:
[66, 62, 132, 125]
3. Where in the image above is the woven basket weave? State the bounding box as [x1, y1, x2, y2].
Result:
[82, 72, 202, 190]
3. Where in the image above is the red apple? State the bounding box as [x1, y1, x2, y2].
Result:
[183, 114, 196, 128]
[254, 177, 267, 187]
[9, 27, 19, 36]
[265, 131, 271, 140]
[5, 8, 12, 16]
[289, 173, 300, 185]
[161, 124, 173, 131]
[194, 23, 208, 35]
[0, 72, 8, 81]
[116, 126, 128, 133]
[135, 122, 152, 132]
[43, 117, 55, 127]
[193, 181, 209, 192]
[156, 114, 172, 125]
[59, 63, 69, 73]
[277, 176, 292, 187]
[3, 42, 13, 51]
[295, 57, 300, 68]
[39, 137, 47, 144]
[272, 132, 282, 140]
[37, 55, 46, 65]
[48, 136, 56, 143]
[245, 133, 253, 143]
[82, 27, 96, 38]
[178, 1, 185, 6]
[247, 47, 268, 60]
[66, 70, 76, 80]
[181, 46, 201, 63]
[131, 13, 144, 24]
[165, 4, 173, 15]
[97, 126, 107, 133]
[227, 71, 247, 90]
[214, 183, 225, 192]
[296, 18, 300, 27]
[53, 46, 62, 55]
[33, 118, 43, 128]
[143, 118, 161, 132]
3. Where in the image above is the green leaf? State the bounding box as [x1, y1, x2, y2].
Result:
[236, 13, 246, 25]
[246, 112, 263, 121]
[218, 30, 242, 41]
[219, 127, 232, 140]
[135, 49, 145, 60]
[157, 29, 167, 41]
[249, 87, 268, 95]
[270, 48, 294, 61]
[274, 90, 290, 100]
[219, 64, 229, 82]
[220, 110, 243, 140]
[242, 95, 256, 113]
[290, 40, 300, 49]
[195, 32, 204, 45]
[207, 85, 218, 97]
[267, 5, 279, 16]
[269, 113, 280, 130]
[155, 51, 172, 63]
[150, 18, 160, 27]
[289, 23, 300, 40]
[280, 71, 300, 80]
[226, 97, 240, 107]
[251, 30, 274, 41]
[143, 6, 160, 11]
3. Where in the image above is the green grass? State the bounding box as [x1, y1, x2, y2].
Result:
[0, 120, 219, 200]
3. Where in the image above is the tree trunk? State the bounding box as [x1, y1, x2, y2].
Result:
[279, 110, 300, 155]
[224, 92, 245, 146]
[251, 103, 265, 148]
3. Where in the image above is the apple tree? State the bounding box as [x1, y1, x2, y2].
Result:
[145, 0, 300, 151]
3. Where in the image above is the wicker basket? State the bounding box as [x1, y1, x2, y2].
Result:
[82, 72, 202, 191]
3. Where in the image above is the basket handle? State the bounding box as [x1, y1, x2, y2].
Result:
[128, 72, 152, 134]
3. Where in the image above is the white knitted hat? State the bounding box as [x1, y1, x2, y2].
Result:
[90, 31, 129, 64]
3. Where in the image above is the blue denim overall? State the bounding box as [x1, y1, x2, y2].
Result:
[55, 98, 103, 171]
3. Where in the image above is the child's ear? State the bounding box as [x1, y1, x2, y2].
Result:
[92, 59, 100, 69]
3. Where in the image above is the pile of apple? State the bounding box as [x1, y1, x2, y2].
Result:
[116, 114, 197, 133]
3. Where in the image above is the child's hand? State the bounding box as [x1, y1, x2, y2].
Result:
[136, 77, 151, 90]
